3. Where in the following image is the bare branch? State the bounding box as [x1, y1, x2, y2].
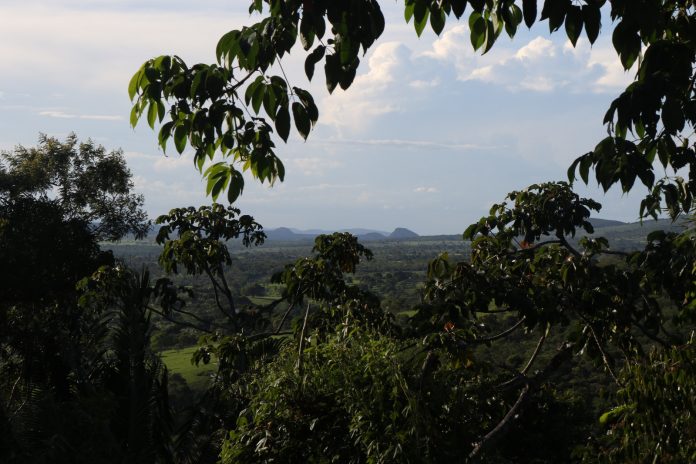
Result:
[470, 317, 526, 344]
[582, 319, 623, 386]
[470, 342, 573, 462]
[296, 302, 311, 377]
[273, 302, 296, 334]
[146, 305, 214, 334]
[521, 328, 548, 375]
[468, 384, 531, 461]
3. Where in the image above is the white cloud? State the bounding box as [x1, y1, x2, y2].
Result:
[422, 26, 634, 93]
[315, 137, 500, 151]
[290, 157, 344, 176]
[296, 183, 366, 192]
[39, 111, 73, 119]
[39, 110, 123, 120]
[0, 4, 244, 92]
[320, 41, 410, 131]
[409, 78, 440, 89]
[153, 153, 193, 172]
[414, 186, 438, 193]
[515, 36, 556, 61]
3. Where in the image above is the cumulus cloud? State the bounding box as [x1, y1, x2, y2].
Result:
[423, 26, 634, 93]
[414, 186, 437, 193]
[319, 26, 635, 135]
[320, 41, 410, 131]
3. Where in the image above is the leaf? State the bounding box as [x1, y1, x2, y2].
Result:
[299, 15, 315, 51]
[263, 87, 277, 120]
[612, 21, 641, 69]
[147, 101, 158, 129]
[662, 98, 685, 134]
[275, 106, 291, 142]
[451, 0, 466, 19]
[130, 103, 140, 128]
[469, 13, 487, 51]
[543, 0, 569, 32]
[210, 172, 229, 200]
[128, 69, 143, 100]
[522, 0, 536, 28]
[582, 4, 601, 44]
[228, 169, 245, 203]
[414, 1, 430, 37]
[404, 2, 415, 23]
[429, 5, 446, 35]
[293, 87, 319, 124]
[579, 156, 592, 185]
[565, 6, 583, 47]
[304, 45, 325, 81]
[567, 157, 581, 184]
[324, 53, 339, 93]
[483, 19, 497, 54]
[292, 102, 311, 140]
[174, 124, 188, 154]
[251, 81, 265, 114]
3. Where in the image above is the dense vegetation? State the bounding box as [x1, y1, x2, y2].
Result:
[3, 0, 696, 462]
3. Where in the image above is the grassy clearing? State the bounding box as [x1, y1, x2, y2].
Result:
[160, 345, 215, 391]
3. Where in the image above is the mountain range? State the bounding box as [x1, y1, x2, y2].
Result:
[264, 226, 420, 242]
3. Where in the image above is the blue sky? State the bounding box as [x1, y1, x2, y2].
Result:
[0, 1, 644, 234]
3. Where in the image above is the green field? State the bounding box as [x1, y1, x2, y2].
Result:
[160, 346, 216, 391]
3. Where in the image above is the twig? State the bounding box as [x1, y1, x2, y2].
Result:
[584, 320, 623, 386]
[470, 317, 526, 344]
[521, 328, 548, 375]
[296, 302, 311, 377]
[469, 383, 531, 461]
[273, 302, 296, 334]
[230, 70, 257, 91]
[469, 342, 573, 462]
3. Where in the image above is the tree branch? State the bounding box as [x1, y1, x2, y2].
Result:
[147, 305, 214, 334]
[559, 236, 582, 259]
[468, 384, 531, 461]
[273, 302, 296, 334]
[296, 302, 311, 378]
[521, 329, 547, 376]
[581, 317, 623, 386]
[469, 317, 526, 344]
[469, 342, 573, 462]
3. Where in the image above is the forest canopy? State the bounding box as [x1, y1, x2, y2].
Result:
[1, 1, 696, 463]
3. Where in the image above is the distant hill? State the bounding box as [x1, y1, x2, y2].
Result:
[265, 227, 309, 241]
[360, 232, 388, 241]
[265, 227, 391, 242]
[589, 218, 626, 228]
[389, 228, 419, 239]
[289, 227, 390, 236]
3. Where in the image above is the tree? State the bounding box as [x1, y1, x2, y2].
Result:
[127, 1, 696, 461]
[0, 135, 152, 463]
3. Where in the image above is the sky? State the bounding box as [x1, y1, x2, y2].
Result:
[0, 1, 646, 235]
